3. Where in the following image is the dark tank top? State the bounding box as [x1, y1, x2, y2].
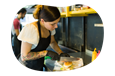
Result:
[25, 21, 51, 71]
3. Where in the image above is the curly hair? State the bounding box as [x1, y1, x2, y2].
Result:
[33, 5, 60, 22]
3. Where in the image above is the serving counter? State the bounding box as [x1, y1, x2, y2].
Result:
[45, 45, 92, 71]
[19, 45, 115, 72]
[46, 52, 98, 72]
[45, 46, 115, 72]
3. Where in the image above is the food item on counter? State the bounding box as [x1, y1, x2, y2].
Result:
[60, 58, 83, 71]
[50, 57, 84, 71]
[64, 62, 72, 67]
[72, 61, 82, 69]
[61, 61, 74, 71]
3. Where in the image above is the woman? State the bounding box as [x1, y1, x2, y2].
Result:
[18, 5, 69, 71]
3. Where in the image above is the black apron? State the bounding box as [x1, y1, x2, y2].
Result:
[25, 21, 51, 71]
[12, 34, 21, 59]
[13, 24, 22, 58]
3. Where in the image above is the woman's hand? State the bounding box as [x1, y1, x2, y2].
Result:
[59, 53, 70, 57]
[46, 50, 60, 60]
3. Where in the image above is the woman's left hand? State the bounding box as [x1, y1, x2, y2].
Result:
[59, 53, 70, 57]
[46, 50, 60, 60]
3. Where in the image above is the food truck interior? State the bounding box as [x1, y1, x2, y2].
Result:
[13, 4, 104, 71]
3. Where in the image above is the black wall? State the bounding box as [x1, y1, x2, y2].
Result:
[86, 14, 104, 51]
[55, 17, 84, 51]
[68, 17, 84, 51]
[55, 14, 104, 52]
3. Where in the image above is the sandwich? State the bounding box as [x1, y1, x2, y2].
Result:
[61, 62, 74, 71]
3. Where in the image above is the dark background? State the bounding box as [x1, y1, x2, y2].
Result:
[54, 13, 103, 52]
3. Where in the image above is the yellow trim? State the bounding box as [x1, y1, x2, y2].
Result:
[70, 8, 96, 14]
[60, 7, 97, 18]
[61, 12, 66, 18]
[66, 6, 70, 17]
[70, 14, 88, 17]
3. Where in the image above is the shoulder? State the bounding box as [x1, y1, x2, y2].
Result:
[24, 21, 38, 31]
[21, 21, 39, 38]
[18, 21, 39, 45]
[30, 21, 38, 27]
[13, 18, 19, 23]
[13, 18, 20, 24]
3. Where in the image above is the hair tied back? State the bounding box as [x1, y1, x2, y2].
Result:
[33, 5, 43, 19]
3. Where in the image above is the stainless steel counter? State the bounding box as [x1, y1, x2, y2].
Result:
[46, 45, 77, 71]
[46, 45, 78, 53]
[45, 45, 92, 71]
[45, 52, 91, 71]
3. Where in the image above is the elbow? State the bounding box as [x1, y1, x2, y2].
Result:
[50, 41, 54, 46]
[16, 33, 19, 36]
[50, 41, 57, 47]
[21, 54, 28, 61]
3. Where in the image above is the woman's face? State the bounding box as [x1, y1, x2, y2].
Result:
[43, 17, 60, 31]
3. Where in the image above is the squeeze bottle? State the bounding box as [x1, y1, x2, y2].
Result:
[92, 48, 97, 64]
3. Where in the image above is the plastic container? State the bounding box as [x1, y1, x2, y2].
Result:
[44, 56, 52, 60]
[92, 48, 97, 62]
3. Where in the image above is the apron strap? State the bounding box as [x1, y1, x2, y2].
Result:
[37, 21, 42, 38]
[37, 21, 51, 38]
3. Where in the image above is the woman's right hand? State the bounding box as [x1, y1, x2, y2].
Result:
[46, 50, 60, 60]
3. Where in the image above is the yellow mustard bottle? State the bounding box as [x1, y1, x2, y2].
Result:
[92, 48, 97, 62]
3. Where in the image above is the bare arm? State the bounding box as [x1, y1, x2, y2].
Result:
[14, 29, 19, 36]
[50, 35, 63, 55]
[13, 19, 20, 36]
[21, 41, 47, 61]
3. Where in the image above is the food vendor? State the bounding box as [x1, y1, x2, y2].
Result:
[18, 5, 70, 71]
